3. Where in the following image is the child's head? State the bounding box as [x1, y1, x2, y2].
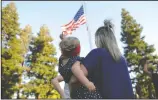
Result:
[59, 37, 81, 57]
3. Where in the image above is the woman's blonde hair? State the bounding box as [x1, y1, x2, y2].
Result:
[95, 19, 121, 62]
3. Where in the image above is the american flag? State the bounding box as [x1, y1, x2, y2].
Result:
[61, 5, 86, 35]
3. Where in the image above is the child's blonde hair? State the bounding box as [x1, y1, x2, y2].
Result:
[59, 37, 80, 57]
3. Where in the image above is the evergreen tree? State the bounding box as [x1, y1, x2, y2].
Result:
[121, 8, 158, 98]
[20, 25, 32, 55]
[26, 25, 60, 99]
[16, 25, 32, 99]
[2, 2, 24, 99]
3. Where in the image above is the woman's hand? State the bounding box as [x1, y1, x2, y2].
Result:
[143, 60, 152, 77]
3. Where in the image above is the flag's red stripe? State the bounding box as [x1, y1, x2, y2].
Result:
[62, 21, 74, 29]
[64, 20, 73, 27]
[61, 15, 86, 35]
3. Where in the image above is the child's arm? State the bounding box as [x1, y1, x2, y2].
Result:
[71, 61, 96, 91]
[51, 75, 65, 98]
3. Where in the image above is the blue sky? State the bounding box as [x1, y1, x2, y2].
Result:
[2, 1, 158, 90]
[3, 1, 158, 57]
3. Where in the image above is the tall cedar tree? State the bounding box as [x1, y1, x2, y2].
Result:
[16, 25, 32, 98]
[121, 8, 158, 98]
[2, 2, 24, 99]
[20, 25, 32, 55]
[26, 25, 60, 99]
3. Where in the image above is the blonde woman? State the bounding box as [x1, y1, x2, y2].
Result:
[72, 19, 134, 98]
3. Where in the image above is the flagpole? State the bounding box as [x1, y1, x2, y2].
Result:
[83, 2, 93, 50]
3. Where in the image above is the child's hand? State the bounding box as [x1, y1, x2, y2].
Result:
[85, 81, 96, 92]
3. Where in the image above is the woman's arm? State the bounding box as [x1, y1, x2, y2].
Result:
[71, 61, 96, 91]
[143, 61, 152, 77]
[51, 75, 65, 98]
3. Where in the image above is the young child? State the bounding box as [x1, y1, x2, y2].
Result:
[52, 35, 102, 99]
